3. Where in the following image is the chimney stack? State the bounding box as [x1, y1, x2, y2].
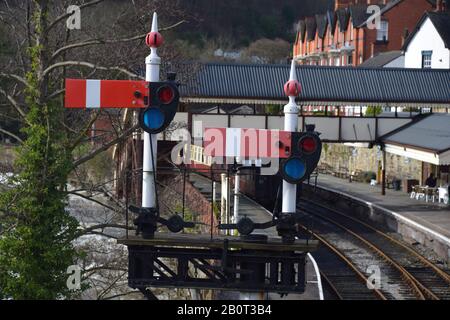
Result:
[401, 28, 409, 47]
[335, 0, 353, 11]
[367, 0, 388, 4]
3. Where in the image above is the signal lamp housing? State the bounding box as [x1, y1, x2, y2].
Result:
[139, 81, 179, 134]
[279, 131, 322, 184]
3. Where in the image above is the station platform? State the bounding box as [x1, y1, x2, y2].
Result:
[188, 173, 323, 300]
[307, 174, 450, 262]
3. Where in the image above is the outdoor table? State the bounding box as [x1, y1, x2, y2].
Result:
[411, 186, 438, 202]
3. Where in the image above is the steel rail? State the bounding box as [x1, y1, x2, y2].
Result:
[298, 203, 432, 300]
[297, 224, 388, 300]
[318, 271, 343, 300]
[302, 198, 450, 285]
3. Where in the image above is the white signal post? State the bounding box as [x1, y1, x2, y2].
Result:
[142, 12, 162, 209]
[282, 60, 301, 213]
[233, 174, 240, 225]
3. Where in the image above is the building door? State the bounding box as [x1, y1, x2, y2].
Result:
[422, 162, 438, 185]
[439, 165, 449, 185]
[422, 162, 429, 185]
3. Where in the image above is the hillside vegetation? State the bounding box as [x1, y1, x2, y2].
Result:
[167, 0, 333, 62]
[178, 0, 333, 47]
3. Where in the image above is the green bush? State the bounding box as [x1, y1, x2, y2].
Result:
[366, 106, 383, 116]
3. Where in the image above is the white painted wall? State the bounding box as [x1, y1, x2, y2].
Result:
[404, 17, 450, 69]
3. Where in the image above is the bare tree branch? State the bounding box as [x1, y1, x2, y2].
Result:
[97, 271, 127, 300]
[51, 20, 187, 61]
[47, 88, 65, 100]
[0, 73, 29, 88]
[69, 191, 117, 212]
[42, 61, 143, 79]
[80, 223, 134, 235]
[0, 88, 29, 125]
[0, 127, 23, 143]
[69, 110, 100, 150]
[80, 230, 119, 240]
[102, 291, 141, 300]
[45, 0, 106, 33]
[72, 123, 139, 168]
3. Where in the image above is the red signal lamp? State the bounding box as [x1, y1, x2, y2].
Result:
[299, 136, 317, 154]
[157, 85, 175, 104]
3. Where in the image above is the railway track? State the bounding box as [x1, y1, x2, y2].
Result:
[297, 199, 450, 300]
[301, 232, 387, 300]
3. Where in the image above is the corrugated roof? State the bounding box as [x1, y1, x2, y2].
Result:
[359, 51, 403, 68]
[180, 63, 450, 105]
[383, 113, 450, 153]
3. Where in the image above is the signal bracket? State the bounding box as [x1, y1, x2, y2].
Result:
[129, 205, 195, 239]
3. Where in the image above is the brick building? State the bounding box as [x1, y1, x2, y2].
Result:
[293, 0, 437, 66]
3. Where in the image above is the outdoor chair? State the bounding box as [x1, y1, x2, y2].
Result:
[438, 187, 449, 205]
[410, 185, 418, 199]
[413, 186, 426, 201]
[424, 188, 437, 203]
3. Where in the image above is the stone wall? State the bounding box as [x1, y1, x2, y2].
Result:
[320, 143, 422, 183]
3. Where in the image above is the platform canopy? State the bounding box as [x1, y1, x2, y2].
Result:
[179, 63, 450, 107]
[382, 114, 450, 166]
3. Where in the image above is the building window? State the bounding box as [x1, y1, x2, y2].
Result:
[422, 51, 432, 69]
[377, 21, 389, 41]
[335, 57, 340, 66]
[348, 54, 353, 66]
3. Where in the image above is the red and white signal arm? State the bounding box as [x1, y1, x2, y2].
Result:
[65, 79, 148, 109]
[203, 128, 293, 159]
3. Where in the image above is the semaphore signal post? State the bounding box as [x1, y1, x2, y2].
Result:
[65, 12, 321, 299]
